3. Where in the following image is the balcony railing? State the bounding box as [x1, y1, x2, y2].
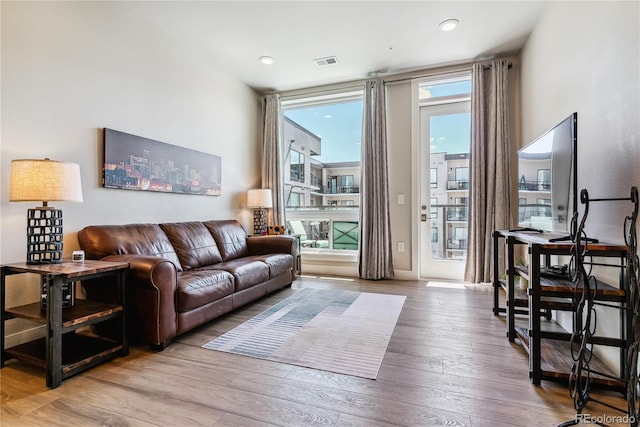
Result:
[518, 180, 551, 191]
[447, 239, 468, 250]
[518, 204, 552, 222]
[321, 185, 360, 194]
[286, 203, 468, 257]
[286, 206, 359, 251]
[447, 207, 468, 221]
[447, 180, 469, 190]
[430, 204, 468, 261]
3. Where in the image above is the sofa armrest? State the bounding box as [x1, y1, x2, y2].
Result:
[85, 254, 178, 347]
[247, 235, 298, 256]
[101, 254, 177, 291]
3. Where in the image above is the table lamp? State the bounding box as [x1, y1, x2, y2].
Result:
[247, 189, 272, 235]
[9, 158, 84, 264]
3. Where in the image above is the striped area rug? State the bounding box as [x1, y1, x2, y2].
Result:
[203, 287, 406, 379]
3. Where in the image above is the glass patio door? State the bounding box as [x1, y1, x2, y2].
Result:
[419, 102, 471, 280]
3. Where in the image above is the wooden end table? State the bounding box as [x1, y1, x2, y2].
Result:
[1, 260, 129, 388]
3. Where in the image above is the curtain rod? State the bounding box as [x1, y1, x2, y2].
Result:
[383, 61, 512, 85]
[485, 62, 513, 69]
[383, 66, 472, 84]
[279, 59, 514, 96]
[279, 84, 365, 100]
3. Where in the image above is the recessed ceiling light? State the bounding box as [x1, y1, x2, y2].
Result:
[439, 19, 459, 32]
[258, 56, 275, 65]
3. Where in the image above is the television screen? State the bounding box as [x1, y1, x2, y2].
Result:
[517, 113, 577, 235]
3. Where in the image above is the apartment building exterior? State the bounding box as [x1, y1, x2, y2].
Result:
[284, 117, 469, 260]
[430, 152, 469, 260]
[284, 117, 360, 251]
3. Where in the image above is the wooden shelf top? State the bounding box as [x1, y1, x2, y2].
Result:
[495, 230, 627, 253]
[499, 280, 528, 306]
[1, 260, 129, 278]
[5, 299, 123, 328]
[515, 266, 625, 299]
[5, 333, 122, 374]
[514, 327, 624, 390]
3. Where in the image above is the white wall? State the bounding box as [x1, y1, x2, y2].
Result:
[1, 2, 260, 342]
[521, 1, 639, 369]
[386, 81, 413, 273]
[521, 1, 639, 233]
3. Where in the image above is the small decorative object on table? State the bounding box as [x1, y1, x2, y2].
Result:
[268, 225, 285, 235]
[72, 250, 85, 262]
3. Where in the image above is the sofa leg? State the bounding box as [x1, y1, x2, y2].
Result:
[150, 341, 170, 351]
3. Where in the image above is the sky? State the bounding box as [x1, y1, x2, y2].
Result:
[284, 101, 363, 163]
[430, 113, 471, 155]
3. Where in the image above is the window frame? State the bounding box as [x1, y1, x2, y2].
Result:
[281, 88, 364, 255]
[430, 168, 438, 188]
[289, 149, 305, 183]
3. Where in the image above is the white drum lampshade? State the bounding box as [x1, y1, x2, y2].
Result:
[9, 158, 83, 264]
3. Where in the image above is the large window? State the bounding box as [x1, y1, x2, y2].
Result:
[289, 192, 302, 207]
[455, 167, 469, 189]
[282, 90, 363, 252]
[290, 150, 305, 182]
[340, 175, 355, 193]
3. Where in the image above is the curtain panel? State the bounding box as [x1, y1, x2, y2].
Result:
[464, 60, 511, 283]
[359, 79, 394, 280]
[261, 94, 285, 226]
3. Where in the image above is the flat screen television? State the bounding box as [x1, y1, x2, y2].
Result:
[517, 112, 577, 238]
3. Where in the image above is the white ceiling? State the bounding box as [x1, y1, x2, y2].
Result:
[123, 1, 548, 92]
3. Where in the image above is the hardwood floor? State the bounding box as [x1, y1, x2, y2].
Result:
[0, 276, 630, 426]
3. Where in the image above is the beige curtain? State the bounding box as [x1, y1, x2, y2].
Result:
[464, 60, 511, 283]
[359, 79, 394, 280]
[261, 94, 285, 226]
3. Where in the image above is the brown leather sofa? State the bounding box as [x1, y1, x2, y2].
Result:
[77, 220, 297, 349]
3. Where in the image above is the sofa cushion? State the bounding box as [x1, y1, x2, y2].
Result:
[78, 224, 183, 272]
[251, 254, 293, 278]
[204, 220, 249, 261]
[212, 259, 269, 291]
[176, 270, 234, 312]
[160, 222, 223, 270]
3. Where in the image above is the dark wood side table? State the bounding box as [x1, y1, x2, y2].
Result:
[492, 230, 628, 390]
[1, 260, 129, 388]
[292, 234, 302, 275]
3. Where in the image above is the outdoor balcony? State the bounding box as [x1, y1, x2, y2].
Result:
[518, 180, 551, 191]
[447, 180, 469, 190]
[286, 206, 359, 251]
[447, 207, 468, 222]
[429, 203, 468, 261]
[321, 185, 360, 195]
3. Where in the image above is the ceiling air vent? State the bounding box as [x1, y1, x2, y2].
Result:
[313, 56, 339, 67]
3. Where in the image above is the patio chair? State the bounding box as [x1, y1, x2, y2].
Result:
[287, 220, 329, 248]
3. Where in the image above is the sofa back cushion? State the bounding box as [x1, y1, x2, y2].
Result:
[203, 220, 249, 261]
[78, 224, 183, 271]
[160, 222, 223, 270]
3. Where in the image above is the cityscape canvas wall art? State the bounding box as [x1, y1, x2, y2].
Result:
[103, 128, 222, 196]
